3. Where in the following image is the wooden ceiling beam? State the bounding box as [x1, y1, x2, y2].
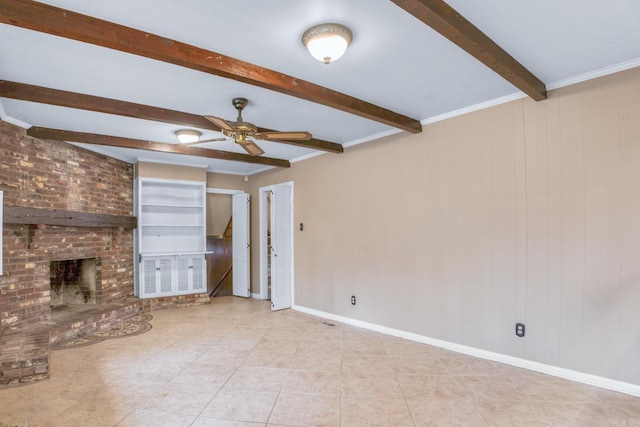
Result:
[390, 0, 547, 101]
[26, 127, 291, 168]
[0, 80, 343, 154]
[0, 0, 422, 133]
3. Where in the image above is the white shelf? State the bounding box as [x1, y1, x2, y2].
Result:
[135, 178, 207, 298]
[141, 224, 204, 227]
[142, 203, 202, 209]
[140, 251, 209, 257]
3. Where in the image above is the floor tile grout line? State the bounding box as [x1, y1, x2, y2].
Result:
[438, 353, 492, 426]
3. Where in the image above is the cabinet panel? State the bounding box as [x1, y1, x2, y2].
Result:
[143, 259, 157, 295]
[159, 258, 173, 293]
[176, 257, 190, 292]
[137, 255, 207, 298]
[192, 256, 205, 292]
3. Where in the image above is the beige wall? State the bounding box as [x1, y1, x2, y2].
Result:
[136, 161, 207, 182]
[207, 172, 247, 191]
[205, 172, 246, 236]
[206, 194, 231, 237]
[247, 67, 640, 385]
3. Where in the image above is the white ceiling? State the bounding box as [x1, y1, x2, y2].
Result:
[1, 0, 639, 175]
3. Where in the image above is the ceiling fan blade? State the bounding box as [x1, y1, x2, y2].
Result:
[204, 115, 235, 132]
[254, 131, 312, 141]
[181, 137, 227, 146]
[239, 140, 265, 156]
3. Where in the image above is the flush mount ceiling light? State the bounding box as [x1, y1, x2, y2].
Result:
[175, 129, 201, 144]
[301, 23, 352, 64]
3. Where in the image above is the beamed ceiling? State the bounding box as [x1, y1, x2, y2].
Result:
[1, 0, 639, 175]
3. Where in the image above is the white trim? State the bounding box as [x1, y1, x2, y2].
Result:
[206, 188, 244, 195]
[289, 181, 295, 309]
[70, 143, 134, 163]
[136, 176, 204, 185]
[292, 304, 640, 397]
[0, 101, 32, 129]
[547, 57, 640, 91]
[422, 92, 527, 126]
[258, 185, 271, 301]
[251, 292, 262, 299]
[290, 150, 326, 164]
[343, 128, 402, 149]
[243, 165, 276, 176]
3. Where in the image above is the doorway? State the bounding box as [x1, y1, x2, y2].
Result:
[206, 189, 250, 298]
[259, 182, 294, 310]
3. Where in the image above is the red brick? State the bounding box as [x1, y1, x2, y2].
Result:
[0, 122, 134, 330]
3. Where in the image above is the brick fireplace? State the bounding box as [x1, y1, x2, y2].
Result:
[0, 120, 135, 332]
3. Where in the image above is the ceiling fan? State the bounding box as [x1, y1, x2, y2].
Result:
[191, 97, 312, 156]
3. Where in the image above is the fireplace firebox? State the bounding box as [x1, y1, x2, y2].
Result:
[49, 258, 99, 308]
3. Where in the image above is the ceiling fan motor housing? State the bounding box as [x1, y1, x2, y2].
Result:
[225, 97, 258, 141]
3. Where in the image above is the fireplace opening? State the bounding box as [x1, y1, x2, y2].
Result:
[49, 258, 97, 309]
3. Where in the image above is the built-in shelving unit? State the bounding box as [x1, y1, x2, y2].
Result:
[135, 178, 207, 298]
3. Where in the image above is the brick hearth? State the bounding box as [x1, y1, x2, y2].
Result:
[0, 300, 142, 387]
[0, 293, 210, 388]
[0, 120, 135, 385]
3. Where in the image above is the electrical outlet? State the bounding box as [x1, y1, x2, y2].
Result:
[351, 295, 356, 305]
[515, 322, 525, 337]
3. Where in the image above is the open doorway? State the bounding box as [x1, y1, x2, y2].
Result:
[259, 182, 294, 310]
[206, 189, 250, 298]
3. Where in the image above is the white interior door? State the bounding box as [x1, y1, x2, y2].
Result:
[232, 192, 250, 297]
[271, 183, 293, 311]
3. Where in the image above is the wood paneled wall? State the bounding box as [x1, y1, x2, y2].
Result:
[247, 67, 640, 385]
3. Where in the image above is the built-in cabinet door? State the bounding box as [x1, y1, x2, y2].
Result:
[158, 257, 173, 293]
[142, 258, 158, 295]
[175, 256, 191, 292]
[191, 256, 205, 292]
[140, 255, 206, 298]
[175, 255, 206, 293]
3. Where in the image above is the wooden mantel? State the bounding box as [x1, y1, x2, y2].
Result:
[3, 206, 137, 229]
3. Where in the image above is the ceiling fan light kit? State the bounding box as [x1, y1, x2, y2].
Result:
[302, 23, 352, 64]
[175, 129, 201, 144]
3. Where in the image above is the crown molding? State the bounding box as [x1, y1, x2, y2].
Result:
[547, 57, 640, 91]
[0, 101, 31, 129]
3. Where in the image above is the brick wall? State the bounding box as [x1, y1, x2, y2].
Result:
[0, 121, 134, 331]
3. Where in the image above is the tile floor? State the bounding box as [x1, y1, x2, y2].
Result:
[1, 296, 638, 426]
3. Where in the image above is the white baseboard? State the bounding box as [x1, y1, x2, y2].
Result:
[251, 293, 262, 299]
[292, 304, 640, 397]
